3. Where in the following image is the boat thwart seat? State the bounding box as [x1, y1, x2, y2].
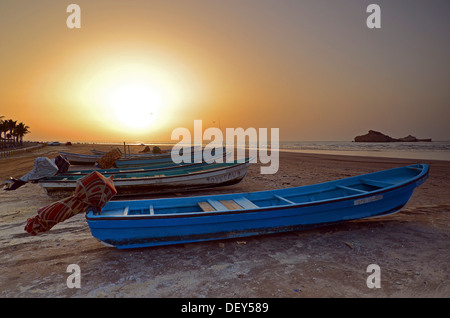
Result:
[360, 178, 395, 188]
[234, 197, 258, 209]
[198, 197, 259, 212]
[273, 194, 295, 205]
[336, 185, 368, 194]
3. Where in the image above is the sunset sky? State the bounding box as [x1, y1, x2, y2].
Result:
[1, 0, 449, 143]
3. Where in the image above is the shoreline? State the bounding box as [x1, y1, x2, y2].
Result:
[0, 143, 449, 297]
[278, 148, 450, 162]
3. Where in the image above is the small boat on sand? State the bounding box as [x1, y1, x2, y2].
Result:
[59, 146, 212, 166]
[39, 159, 251, 197]
[113, 147, 224, 169]
[60, 152, 230, 176]
[91, 149, 169, 157]
[58, 152, 103, 165]
[86, 164, 429, 249]
[58, 151, 179, 165]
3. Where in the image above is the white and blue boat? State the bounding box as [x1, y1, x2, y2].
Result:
[86, 164, 429, 249]
[40, 159, 251, 196]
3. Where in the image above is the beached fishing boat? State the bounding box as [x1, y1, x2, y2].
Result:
[59, 151, 198, 166]
[60, 152, 230, 176]
[113, 147, 225, 169]
[60, 159, 209, 176]
[39, 159, 251, 196]
[60, 146, 210, 166]
[86, 164, 429, 249]
[58, 152, 103, 165]
[90, 145, 200, 156]
[91, 149, 169, 157]
[113, 154, 201, 168]
[90, 149, 109, 156]
[58, 151, 177, 165]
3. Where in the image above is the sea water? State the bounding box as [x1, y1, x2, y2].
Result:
[277, 141, 450, 161]
[89, 140, 450, 162]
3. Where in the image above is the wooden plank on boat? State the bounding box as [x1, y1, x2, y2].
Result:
[219, 200, 243, 210]
[123, 206, 129, 216]
[149, 205, 154, 215]
[198, 201, 216, 212]
[234, 197, 258, 209]
[207, 199, 228, 211]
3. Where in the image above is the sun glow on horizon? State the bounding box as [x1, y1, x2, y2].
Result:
[65, 50, 202, 138]
[101, 79, 167, 131]
[88, 59, 176, 135]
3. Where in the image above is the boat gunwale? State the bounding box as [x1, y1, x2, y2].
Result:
[86, 164, 429, 221]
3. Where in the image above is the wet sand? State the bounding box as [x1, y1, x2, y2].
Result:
[0, 144, 449, 298]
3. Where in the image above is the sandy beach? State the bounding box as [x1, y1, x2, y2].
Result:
[0, 143, 449, 298]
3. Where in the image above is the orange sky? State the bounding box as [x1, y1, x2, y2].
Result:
[1, 1, 449, 142]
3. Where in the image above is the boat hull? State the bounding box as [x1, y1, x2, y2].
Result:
[86, 164, 429, 249]
[40, 161, 250, 196]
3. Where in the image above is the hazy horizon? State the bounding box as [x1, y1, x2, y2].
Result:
[1, 0, 449, 143]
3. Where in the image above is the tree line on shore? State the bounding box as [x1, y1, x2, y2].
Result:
[0, 116, 31, 149]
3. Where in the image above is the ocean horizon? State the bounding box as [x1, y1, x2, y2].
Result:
[32, 139, 450, 162]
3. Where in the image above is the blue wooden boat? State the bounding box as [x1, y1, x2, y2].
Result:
[86, 164, 429, 249]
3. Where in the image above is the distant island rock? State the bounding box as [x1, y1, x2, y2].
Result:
[354, 130, 432, 142]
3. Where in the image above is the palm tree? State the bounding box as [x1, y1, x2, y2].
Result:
[0, 118, 10, 148]
[14, 122, 31, 145]
[0, 118, 31, 148]
[0, 116, 3, 138]
[5, 119, 17, 146]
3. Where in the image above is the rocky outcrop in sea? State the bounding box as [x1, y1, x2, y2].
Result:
[354, 130, 432, 142]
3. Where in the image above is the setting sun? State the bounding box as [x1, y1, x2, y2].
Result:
[103, 80, 166, 130]
[82, 54, 180, 136]
[54, 48, 203, 140]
